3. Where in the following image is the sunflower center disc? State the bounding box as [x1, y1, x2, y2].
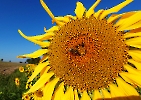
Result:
[48, 16, 128, 91]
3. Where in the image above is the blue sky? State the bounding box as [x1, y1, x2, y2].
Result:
[0, 0, 141, 62]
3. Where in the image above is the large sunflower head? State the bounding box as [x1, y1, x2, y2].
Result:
[18, 0, 141, 99]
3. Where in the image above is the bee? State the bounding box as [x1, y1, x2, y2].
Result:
[68, 48, 81, 56]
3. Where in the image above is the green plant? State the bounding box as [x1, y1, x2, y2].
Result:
[0, 69, 28, 100]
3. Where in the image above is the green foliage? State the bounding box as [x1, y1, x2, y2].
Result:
[0, 69, 28, 100]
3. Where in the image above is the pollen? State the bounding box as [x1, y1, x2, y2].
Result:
[48, 15, 128, 91]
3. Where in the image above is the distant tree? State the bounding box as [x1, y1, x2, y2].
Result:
[9, 60, 11, 62]
[19, 61, 23, 63]
[26, 57, 41, 64]
[26, 59, 31, 64]
[0, 59, 3, 61]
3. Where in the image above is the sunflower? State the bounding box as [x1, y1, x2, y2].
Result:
[26, 64, 35, 68]
[18, 0, 141, 99]
[19, 66, 24, 72]
[15, 78, 20, 86]
[22, 94, 31, 100]
[32, 88, 44, 100]
[22, 89, 44, 100]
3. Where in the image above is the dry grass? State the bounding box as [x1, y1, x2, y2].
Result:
[0, 61, 26, 74]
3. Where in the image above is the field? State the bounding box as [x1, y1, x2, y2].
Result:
[0, 61, 26, 74]
[0, 61, 27, 100]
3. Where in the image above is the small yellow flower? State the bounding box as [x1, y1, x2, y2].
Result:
[26, 64, 35, 67]
[22, 94, 30, 100]
[32, 88, 44, 100]
[15, 78, 20, 86]
[26, 64, 36, 72]
[35, 89, 43, 97]
[19, 66, 24, 72]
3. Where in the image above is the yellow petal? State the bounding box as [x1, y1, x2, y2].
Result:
[123, 64, 141, 76]
[43, 78, 59, 100]
[92, 90, 103, 100]
[27, 62, 50, 83]
[116, 77, 139, 96]
[40, 0, 63, 26]
[129, 27, 141, 33]
[18, 30, 50, 47]
[44, 26, 59, 33]
[100, 0, 133, 20]
[66, 15, 77, 20]
[101, 89, 111, 99]
[120, 72, 133, 85]
[40, 66, 48, 76]
[122, 20, 141, 30]
[124, 28, 141, 47]
[27, 34, 45, 40]
[53, 16, 70, 23]
[74, 89, 79, 100]
[109, 84, 126, 97]
[56, 21, 65, 26]
[53, 82, 64, 100]
[93, 9, 104, 19]
[113, 11, 137, 26]
[39, 33, 54, 41]
[128, 59, 141, 70]
[107, 14, 121, 23]
[75, 2, 86, 19]
[125, 36, 141, 48]
[62, 86, 74, 100]
[128, 50, 141, 62]
[117, 11, 141, 31]
[35, 97, 42, 100]
[127, 44, 141, 48]
[39, 55, 48, 63]
[40, 0, 55, 21]
[26, 32, 54, 41]
[120, 11, 138, 20]
[81, 91, 91, 100]
[86, 0, 101, 18]
[124, 32, 141, 38]
[17, 49, 48, 58]
[120, 72, 141, 87]
[109, 11, 137, 24]
[26, 72, 54, 93]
